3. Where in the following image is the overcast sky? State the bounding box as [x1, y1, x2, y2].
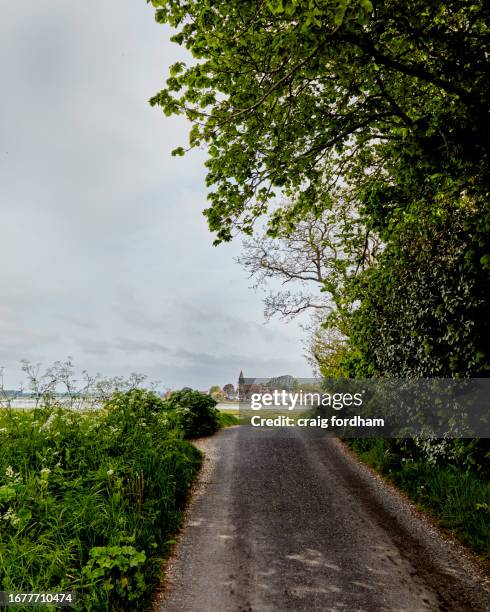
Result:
[0, 0, 312, 390]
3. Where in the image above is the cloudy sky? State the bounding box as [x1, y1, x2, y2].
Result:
[0, 0, 312, 390]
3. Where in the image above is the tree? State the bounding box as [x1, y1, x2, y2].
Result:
[237, 194, 381, 373]
[209, 385, 226, 402]
[222, 383, 235, 400]
[150, 0, 489, 376]
[237, 191, 379, 318]
[150, 0, 488, 240]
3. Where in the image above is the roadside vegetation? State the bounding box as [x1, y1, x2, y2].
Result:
[347, 439, 490, 560]
[217, 412, 240, 428]
[0, 386, 228, 611]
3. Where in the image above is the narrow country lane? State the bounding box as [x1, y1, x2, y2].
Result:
[156, 427, 490, 612]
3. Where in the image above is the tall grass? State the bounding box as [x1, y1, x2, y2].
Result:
[0, 390, 202, 610]
[348, 439, 490, 559]
[217, 411, 240, 428]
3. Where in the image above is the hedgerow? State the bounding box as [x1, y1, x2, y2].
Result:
[0, 388, 215, 611]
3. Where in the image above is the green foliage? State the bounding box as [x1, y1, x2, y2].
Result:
[164, 388, 220, 438]
[348, 439, 490, 558]
[82, 546, 147, 605]
[149, 0, 488, 238]
[346, 200, 490, 376]
[209, 385, 226, 402]
[217, 411, 240, 428]
[0, 391, 202, 611]
[150, 0, 489, 378]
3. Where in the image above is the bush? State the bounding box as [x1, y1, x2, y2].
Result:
[164, 388, 220, 438]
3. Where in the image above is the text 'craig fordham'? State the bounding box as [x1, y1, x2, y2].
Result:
[250, 415, 385, 429]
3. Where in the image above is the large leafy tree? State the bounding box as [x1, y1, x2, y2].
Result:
[149, 0, 488, 238]
[149, 0, 489, 375]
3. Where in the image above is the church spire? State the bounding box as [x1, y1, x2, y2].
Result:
[238, 370, 245, 400]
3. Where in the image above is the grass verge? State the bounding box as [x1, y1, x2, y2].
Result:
[346, 439, 490, 560]
[217, 411, 240, 428]
[0, 391, 204, 611]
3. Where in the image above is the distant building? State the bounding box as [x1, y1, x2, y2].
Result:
[238, 371, 266, 400]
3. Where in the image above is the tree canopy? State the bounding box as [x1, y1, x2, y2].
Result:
[150, 0, 489, 377]
[150, 0, 488, 240]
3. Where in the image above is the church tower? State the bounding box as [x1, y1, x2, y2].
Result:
[238, 370, 245, 400]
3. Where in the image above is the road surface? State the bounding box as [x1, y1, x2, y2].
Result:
[157, 426, 489, 612]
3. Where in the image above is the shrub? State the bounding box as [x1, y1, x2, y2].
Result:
[164, 388, 220, 438]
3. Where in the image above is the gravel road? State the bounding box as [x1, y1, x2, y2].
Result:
[156, 426, 489, 612]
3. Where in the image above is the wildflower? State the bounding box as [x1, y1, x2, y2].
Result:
[40, 468, 51, 480]
[2, 508, 19, 524]
[107, 469, 114, 476]
[5, 466, 21, 484]
[2, 509, 12, 520]
[39, 413, 56, 432]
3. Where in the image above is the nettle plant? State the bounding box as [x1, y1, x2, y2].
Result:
[82, 545, 147, 604]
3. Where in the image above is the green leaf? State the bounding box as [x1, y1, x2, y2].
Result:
[171, 146, 185, 157]
[360, 0, 373, 12]
[479, 253, 490, 270]
[0, 485, 16, 502]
